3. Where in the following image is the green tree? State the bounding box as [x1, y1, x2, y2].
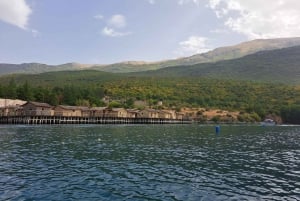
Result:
[5, 78, 17, 99]
[281, 105, 300, 124]
[124, 98, 134, 108]
[75, 99, 90, 106]
[108, 101, 122, 108]
[0, 84, 3, 97]
[17, 81, 34, 101]
[63, 85, 77, 105]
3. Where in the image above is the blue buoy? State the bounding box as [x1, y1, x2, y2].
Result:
[215, 125, 220, 134]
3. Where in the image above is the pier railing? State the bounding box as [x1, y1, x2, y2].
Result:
[0, 116, 191, 125]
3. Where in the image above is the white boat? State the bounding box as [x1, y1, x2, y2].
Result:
[261, 119, 276, 126]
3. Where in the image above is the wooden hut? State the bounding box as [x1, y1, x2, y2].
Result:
[158, 110, 172, 119]
[90, 107, 107, 117]
[0, 106, 22, 116]
[22, 101, 54, 116]
[138, 109, 159, 118]
[54, 105, 83, 117]
[126, 109, 140, 118]
[79, 106, 90, 117]
[175, 112, 185, 120]
[104, 108, 128, 118]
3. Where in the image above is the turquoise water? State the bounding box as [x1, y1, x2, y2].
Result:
[0, 125, 299, 200]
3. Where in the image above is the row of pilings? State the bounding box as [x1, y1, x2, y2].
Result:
[0, 116, 191, 125]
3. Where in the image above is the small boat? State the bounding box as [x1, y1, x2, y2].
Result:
[261, 119, 276, 126]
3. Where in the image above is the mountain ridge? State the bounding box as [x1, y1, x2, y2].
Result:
[1, 45, 300, 84]
[90, 37, 300, 73]
[1, 37, 300, 75]
[134, 45, 300, 84]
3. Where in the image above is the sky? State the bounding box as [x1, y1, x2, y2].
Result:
[0, 0, 300, 65]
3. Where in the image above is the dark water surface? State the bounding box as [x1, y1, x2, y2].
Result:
[0, 125, 300, 201]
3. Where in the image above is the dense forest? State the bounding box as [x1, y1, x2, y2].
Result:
[1, 74, 300, 123]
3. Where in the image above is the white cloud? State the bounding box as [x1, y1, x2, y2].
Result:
[31, 29, 39, 37]
[94, 14, 104, 20]
[175, 36, 211, 56]
[210, 28, 230, 34]
[95, 14, 131, 37]
[99, 14, 132, 37]
[108, 14, 127, 28]
[102, 26, 131, 37]
[208, 0, 222, 9]
[148, 0, 155, 4]
[178, 0, 201, 6]
[0, 0, 32, 29]
[207, 0, 300, 39]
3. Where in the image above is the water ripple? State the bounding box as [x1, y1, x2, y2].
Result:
[0, 125, 300, 200]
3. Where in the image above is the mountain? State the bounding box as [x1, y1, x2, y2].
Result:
[0, 62, 92, 75]
[1, 37, 300, 75]
[90, 61, 160, 73]
[91, 37, 300, 73]
[134, 45, 300, 84]
[172, 37, 300, 66]
[2, 45, 300, 85]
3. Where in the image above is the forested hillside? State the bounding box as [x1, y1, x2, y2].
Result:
[1, 43, 300, 123]
[1, 73, 300, 123]
[135, 46, 300, 84]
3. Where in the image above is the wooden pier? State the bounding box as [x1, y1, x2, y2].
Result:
[0, 116, 191, 125]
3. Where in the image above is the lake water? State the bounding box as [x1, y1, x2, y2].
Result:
[0, 125, 299, 201]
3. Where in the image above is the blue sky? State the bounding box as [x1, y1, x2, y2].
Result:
[0, 0, 300, 65]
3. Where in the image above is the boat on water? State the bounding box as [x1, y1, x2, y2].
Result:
[261, 119, 276, 126]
